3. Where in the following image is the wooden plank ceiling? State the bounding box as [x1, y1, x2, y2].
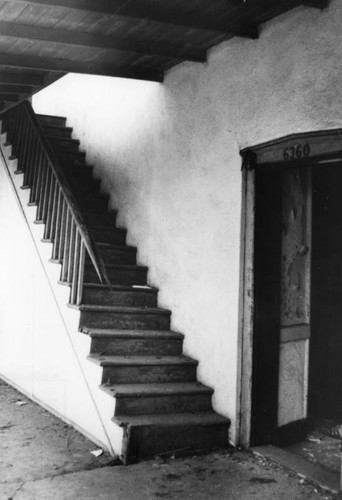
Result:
[0, 0, 328, 111]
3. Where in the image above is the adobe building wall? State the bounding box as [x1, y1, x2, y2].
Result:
[33, 0, 342, 443]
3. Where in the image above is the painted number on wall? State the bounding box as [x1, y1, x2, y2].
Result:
[283, 144, 310, 161]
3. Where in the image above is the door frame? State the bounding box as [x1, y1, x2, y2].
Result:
[238, 128, 342, 447]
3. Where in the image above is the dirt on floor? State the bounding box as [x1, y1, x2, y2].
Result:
[1, 378, 342, 500]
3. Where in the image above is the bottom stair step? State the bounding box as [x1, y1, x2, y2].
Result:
[114, 412, 230, 463]
[101, 382, 213, 415]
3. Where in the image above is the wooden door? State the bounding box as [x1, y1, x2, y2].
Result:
[252, 166, 312, 445]
[277, 168, 312, 437]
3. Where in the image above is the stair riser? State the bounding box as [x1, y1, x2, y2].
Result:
[77, 197, 109, 211]
[49, 138, 80, 152]
[83, 289, 157, 307]
[80, 311, 170, 330]
[83, 211, 117, 227]
[38, 115, 66, 127]
[90, 337, 182, 356]
[86, 248, 135, 266]
[115, 394, 213, 416]
[57, 151, 86, 165]
[61, 164, 92, 176]
[122, 423, 228, 463]
[102, 365, 197, 385]
[67, 178, 101, 195]
[89, 228, 126, 245]
[84, 267, 147, 285]
[42, 126, 72, 139]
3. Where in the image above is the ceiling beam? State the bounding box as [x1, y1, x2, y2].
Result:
[0, 52, 163, 82]
[14, 0, 258, 38]
[297, 0, 328, 7]
[0, 21, 206, 63]
[0, 73, 43, 86]
[0, 84, 33, 94]
[0, 93, 18, 102]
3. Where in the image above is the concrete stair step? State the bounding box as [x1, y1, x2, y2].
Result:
[114, 412, 230, 463]
[83, 263, 148, 286]
[88, 354, 198, 385]
[72, 304, 171, 330]
[102, 382, 213, 416]
[37, 113, 66, 127]
[82, 283, 157, 307]
[88, 327, 182, 355]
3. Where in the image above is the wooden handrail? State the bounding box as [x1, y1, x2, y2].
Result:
[0, 100, 111, 301]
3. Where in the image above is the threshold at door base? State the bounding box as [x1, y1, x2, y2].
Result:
[252, 445, 340, 494]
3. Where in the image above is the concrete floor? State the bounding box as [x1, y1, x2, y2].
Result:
[0, 379, 341, 500]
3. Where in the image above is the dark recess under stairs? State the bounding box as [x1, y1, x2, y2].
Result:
[9, 110, 231, 463]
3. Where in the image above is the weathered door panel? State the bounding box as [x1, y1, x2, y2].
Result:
[277, 169, 311, 429]
[252, 166, 312, 445]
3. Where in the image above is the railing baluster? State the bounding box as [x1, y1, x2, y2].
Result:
[52, 190, 63, 260]
[67, 220, 77, 284]
[30, 147, 43, 205]
[70, 229, 81, 305]
[37, 157, 48, 221]
[23, 124, 35, 186]
[48, 182, 60, 242]
[18, 113, 31, 173]
[44, 175, 56, 240]
[27, 133, 39, 188]
[76, 241, 85, 306]
[62, 209, 71, 282]
[41, 168, 52, 223]
[58, 199, 67, 262]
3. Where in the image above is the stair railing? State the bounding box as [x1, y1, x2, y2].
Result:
[0, 100, 111, 305]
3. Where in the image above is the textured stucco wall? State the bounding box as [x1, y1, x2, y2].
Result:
[33, 0, 342, 443]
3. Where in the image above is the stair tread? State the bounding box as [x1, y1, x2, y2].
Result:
[89, 354, 197, 366]
[70, 304, 171, 314]
[114, 411, 229, 427]
[93, 242, 136, 251]
[84, 207, 118, 215]
[86, 328, 183, 339]
[46, 135, 79, 144]
[82, 283, 156, 292]
[90, 224, 125, 232]
[37, 113, 66, 120]
[42, 124, 72, 132]
[101, 382, 213, 397]
[85, 263, 147, 271]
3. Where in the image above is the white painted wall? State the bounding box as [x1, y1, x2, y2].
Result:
[0, 139, 123, 455]
[33, 0, 342, 443]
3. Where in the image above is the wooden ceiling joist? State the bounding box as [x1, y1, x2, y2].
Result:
[0, 73, 43, 86]
[0, 84, 33, 94]
[0, 52, 163, 82]
[13, 0, 259, 39]
[0, 93, 18, 102]
[297, 0, 328, 7]
[0, 21, 206, 63]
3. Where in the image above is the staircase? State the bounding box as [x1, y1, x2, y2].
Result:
[0, 101, 230, 463]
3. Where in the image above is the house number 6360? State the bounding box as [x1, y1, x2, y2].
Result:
[283, 144, 310, 160]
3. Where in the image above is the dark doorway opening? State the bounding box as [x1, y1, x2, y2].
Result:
[252, 162, 342, 447]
